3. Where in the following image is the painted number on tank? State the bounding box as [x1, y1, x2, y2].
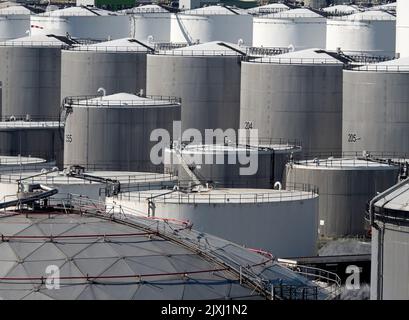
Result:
[65, 134, 72, 143]
[348, 134, 360, 143]
[244, 121, 253, 130]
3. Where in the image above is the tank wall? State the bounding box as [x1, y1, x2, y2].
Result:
[285, 165, 399, 238]
[326, 19, 396, 57]
[130, 13, 171, 42]
[147, 54, 241, 134]
[170, 14, 253, 45]
[0, 47, 61, 119]
[61, 51, 147, 100]
[343, 70, 409, 155]
[107, 195, 319, 258]
[371, 223, 409, 300]
[30, 16, 70, 36]
[240, 62, 343, 157]
[396, 0, 409, 57]
[253, 17, 326, 50]
[64, 105, 181, 171]
[0, 16, 31, 41]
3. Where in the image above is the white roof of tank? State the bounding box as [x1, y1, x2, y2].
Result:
[71, 38, 152, 52]
[355, 56, 409, 72]
[374, 181, 409, 212]
[0, 156, 46, 166]
[0, 5, 31, 15]
[39, 6, 118, 16]
[0, 34, 68, 47]
[182, 5, 248, 15]
[334, 9, 396, 21]
[74, 92, 179, 107]
[160, 41, 245, 56]
[292, 158, 397, 170]
[322, 4, 360, 14]
[371, 2, 396, 11]
[263, 8, 325, 19]
[120, 4, 169, 13]
[248, 3, 290, 14]
[254, 48, 344, 65]
[178, 143, 298, 154]
[0, 121, 61, 129]
[127, 188, 317, 204]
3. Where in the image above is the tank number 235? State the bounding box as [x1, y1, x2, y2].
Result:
[347, 134, 360, 143]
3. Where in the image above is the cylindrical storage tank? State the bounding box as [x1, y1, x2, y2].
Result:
[285, 158, 399, 238]
[170, 5, 253, 45]
[252, 8, 326, 50]
[322, 5, 360, 16]
[370, 180, 409, 300]
[343, 57, 409, 156]
[63, 93, 181, 172]
[326, 11, 396, 57]
[0, 5, 32, 41]
[61, 38, 149, 101]
[124, 5, 171, 42]
[30, 7, 130, 41]
[164, 143, 300, 187]
[396, 0, 409, 58]
[240, 49, 344, 158]
[0, 34, 67, 120]
[0, 121, 63, 166]
[147, 41, 243, 134]
[108, 187, 319, 257]
[247, 3, 290, 15]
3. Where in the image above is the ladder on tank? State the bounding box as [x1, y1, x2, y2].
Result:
[175, 13, 194, 46]
[174, 147, 207, 192]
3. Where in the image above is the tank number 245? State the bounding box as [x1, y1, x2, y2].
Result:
[347, 134, 361, 143]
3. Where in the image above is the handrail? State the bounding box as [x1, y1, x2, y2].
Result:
[63, 94, 181, 107]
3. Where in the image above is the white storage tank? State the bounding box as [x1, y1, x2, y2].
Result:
[61, 38, 150, 100]
[396, 0, 409, 58]
[123, 4, 171, 42]
[63, 93, 181, 172]
[240, 48, 344, 158]
[0, 5, 32, 41]
[343, 57, 409, 156]
[164, 142, 301, 188]
[285, 158, 399, 238]
[170, 5, 253, 45]
[369, 179, 409, 300]
[0, 34, 69, 120]
[108, 186, 319, 258]
[326, 10, 396, 57]
[146, 41, 243, 134]
[30, 6, 130, 41]
[252, 8, 327, 50]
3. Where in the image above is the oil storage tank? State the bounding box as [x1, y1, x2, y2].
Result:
[61, 38, 150, 101]
[63, 93, 181, 172]
[164, 142, 301, 188]
[326, 10, 396, 57]
[240, 49, 344, 158]
[343, 57, 409, 156]
[369, 178, 409, 300]
[285, 158, 399, 238]
[147, 41, 243, 134]
[170, 5, 253, 45]
[30, 6, 130, 41]
[108, 186, 319, 258]
[0, 34, 70, 120]
[0, 5, 32, 41]
[252, 8, 327, 50]
[123, 4, 171, 42]
[396, 0, 409, 58]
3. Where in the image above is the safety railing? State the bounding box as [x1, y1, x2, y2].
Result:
[256, 12, 326, 19]
[123, 8, 170, 14]
[346, 64, 409, 72]
[63, 94, 181, 107]
[252, 56, 344, 65]
[249, 8, 289, 16]
[177, 8, 245, 16]
[292, 157, 401, 169]
[328, 13, 396, 21]
[68, 45, 152, 52]
[301, 150, 409, 161]
[0, 40, 70, 48]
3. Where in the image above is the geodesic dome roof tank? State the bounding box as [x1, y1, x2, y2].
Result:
[63, 93, 181, 172]
[61, 38, 150, 101]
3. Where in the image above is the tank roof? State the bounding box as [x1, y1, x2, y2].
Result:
[120, 4, 169, 14]
[70, 38, 152, 52]
[0, 156, 46, 166]
[333, 9, 395, 21]
[291, 158, 398, 170]
[374, 181, 409, 213]
[253, 48, 344, 65]
[322, 5, 360, 14]
[0, 34, 70, 48]
[39, 6, 118, 17]
[354, 56, 409, 72]
[247, 3, 290, 14]
[0, 210, 318, 300]
[0, 5, 31, 15]
[180, 143, 299, 154]
[182, 5, 248, 15]
[71, 93, 180, 108]
[0, 121, 61, 130]
[158, 41, 245, 56]
[130, 188, 317, 204]
[264, 8, 325, 19]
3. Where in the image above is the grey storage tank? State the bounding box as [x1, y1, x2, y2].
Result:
[146, 41, 243, 134]
[63, 93, 181, 172]
[61, 38, 150, 101]
[369, 178, 409, 300]
[240, 49, 344, 158]
[285, 157, 399, 238]
[343, 57, 409, 157]
[0, 34, 70, 120]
